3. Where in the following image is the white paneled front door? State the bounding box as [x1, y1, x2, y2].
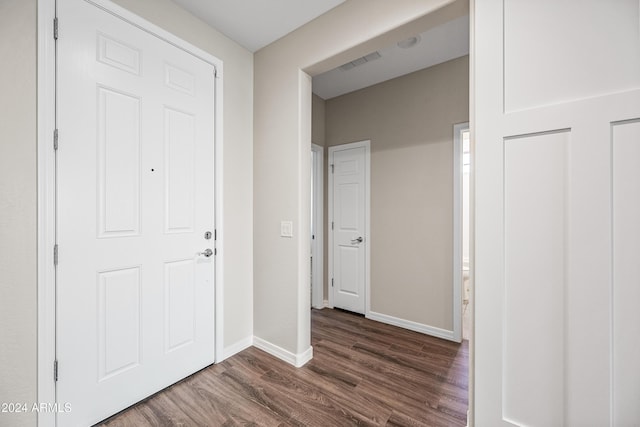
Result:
[474, 0, 640, 425]
[56, 1, 216, 425]
[329, 141, 369, 314]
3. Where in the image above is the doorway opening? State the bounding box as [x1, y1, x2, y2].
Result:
[310, 19, 470, 342]
[307, 5, 471, 422]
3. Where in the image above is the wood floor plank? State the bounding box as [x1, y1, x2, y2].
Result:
[98, 308, 468, 426]
[262, 367, 390, 426]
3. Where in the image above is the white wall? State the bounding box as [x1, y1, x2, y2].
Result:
[111, 0, 254, 356]
[254, 0, 467, 359]
[0, 1, 37, 426]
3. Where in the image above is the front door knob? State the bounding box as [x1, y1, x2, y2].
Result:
[198, 248, 213, 257]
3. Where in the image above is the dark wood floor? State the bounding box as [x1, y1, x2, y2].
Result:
[100, 309, 468, 426]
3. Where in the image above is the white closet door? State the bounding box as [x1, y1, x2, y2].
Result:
[330, 142, 368, 314]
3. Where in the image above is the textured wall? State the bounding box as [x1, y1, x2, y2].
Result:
[0, 1, 37, 426]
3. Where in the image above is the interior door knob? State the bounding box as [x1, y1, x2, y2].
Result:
[198, 248, 213, 257]
[351, 237, 363, 244]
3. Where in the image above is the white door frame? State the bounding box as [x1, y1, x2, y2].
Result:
[311, 144, 324, 309]
[36, 2, 224, 425]
[453, 122, 469, 343]
[327, 140, 371, 314]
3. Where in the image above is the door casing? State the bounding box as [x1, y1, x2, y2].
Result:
[311, 143, 324, 309]
[36, 1, 225, 426]
[453, 122, 470, 343]
[327, 140, 371, 314]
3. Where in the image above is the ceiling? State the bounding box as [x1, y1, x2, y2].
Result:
[171, 0, 469, 101]
[312, 14, 469, 100]
[172, 0, 346, 52]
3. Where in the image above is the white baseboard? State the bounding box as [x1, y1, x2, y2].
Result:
[221, 336, 253, 361]
[366, 311, 456, 342]
[253, 336, 313, 367]
[297, 346, 313, 367]
[312, 299, 330, 310]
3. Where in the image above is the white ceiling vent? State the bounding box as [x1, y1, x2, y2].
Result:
[339, 51, 382, 71]
[397, 35, 421, 49]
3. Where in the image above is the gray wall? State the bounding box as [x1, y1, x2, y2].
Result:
[324, 55, 469, 330]
[312, 94, 326, 148]
[0, 1, 37, 426]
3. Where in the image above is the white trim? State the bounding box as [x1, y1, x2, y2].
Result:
[323, 299, 330, 308]
[366, 311, 456, 342]
[213, 40, 225, 366]
[222, 336, 253, 360]
[327, 140, 371, 314]
[296, 346, 314, 367]
[327, 144, 334, 309]
[297, 71, 313, 358]
[468, 1, 476, 424]
[311, 143, 324, 309]
[364, 142, 371, 317]
[252, 337, 313, 368]
[37, 3, 224, 425]
[453, 122, 470, 343]
[37, 1, 57, 426]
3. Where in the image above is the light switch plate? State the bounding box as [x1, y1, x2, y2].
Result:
[280, 221, 293, 238]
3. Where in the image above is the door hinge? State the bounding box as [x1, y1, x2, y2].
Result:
[53, 360, 58, 382]
[214, 229, 217, 240]
[330, 164, 334, 173]
[214, 248, 217, 256]
[53, 129, 58, 151]
[53, 17, 58, 40]
[331, 278, 334, 287]
[53, 244, 58, 266]
[331, 222, 334, 230]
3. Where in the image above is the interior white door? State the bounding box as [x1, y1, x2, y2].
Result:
[474, 0, 640, 425]
[330, 141, 368, 314]
[56, 1, 216, 425]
